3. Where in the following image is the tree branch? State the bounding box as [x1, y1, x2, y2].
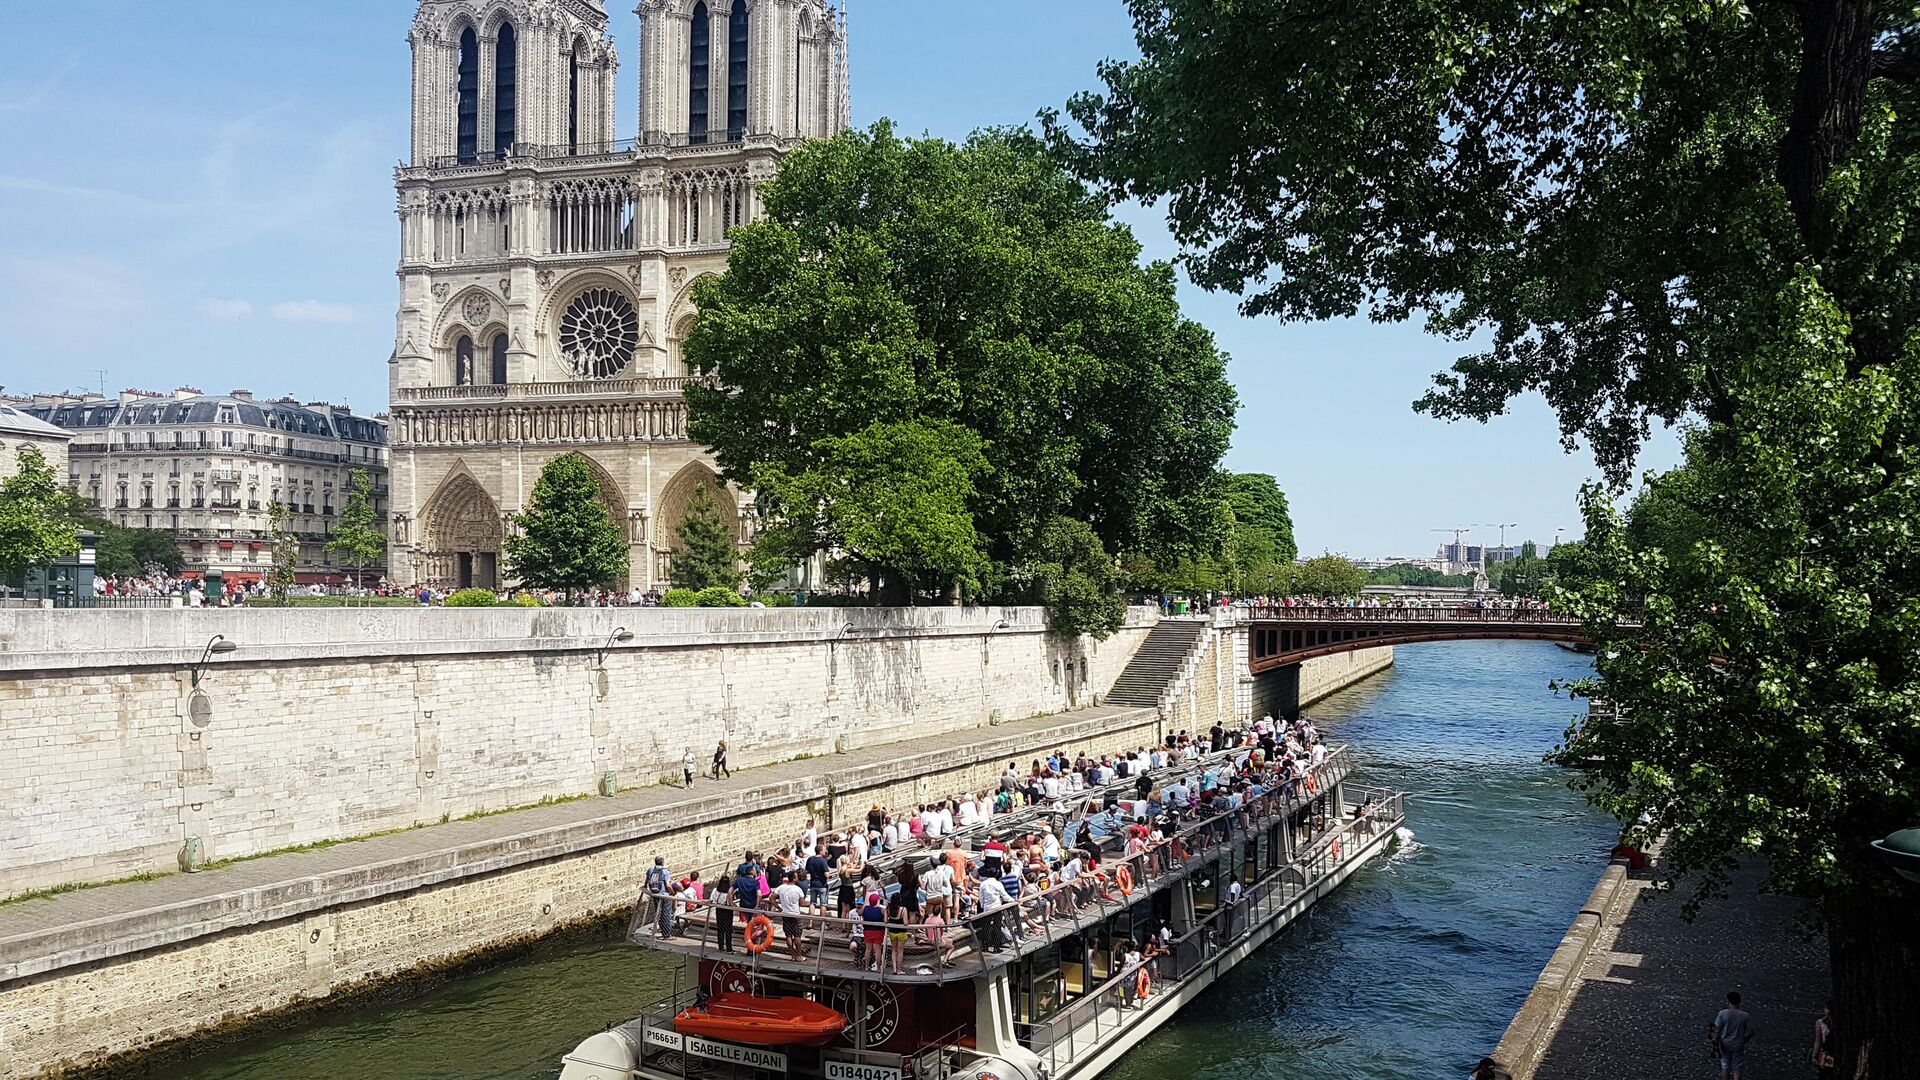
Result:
[1871, 48, 1920, 84]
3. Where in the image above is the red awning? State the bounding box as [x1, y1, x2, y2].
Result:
[217, 540, 235, 548]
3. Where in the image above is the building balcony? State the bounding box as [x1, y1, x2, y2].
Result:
[420, 130, 768, 172]
[393, 376, 706, 403]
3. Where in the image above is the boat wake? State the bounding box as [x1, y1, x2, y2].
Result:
[1388, 826, 1423, 862]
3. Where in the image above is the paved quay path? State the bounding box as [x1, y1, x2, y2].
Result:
[1507, 853, 1829, 1080]
[0, 702, 1151, 981]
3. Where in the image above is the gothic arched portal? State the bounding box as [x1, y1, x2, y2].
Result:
[420, 468, 503, 589]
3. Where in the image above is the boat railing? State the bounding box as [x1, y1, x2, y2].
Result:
[635, 749, 1369, 984]
[1014, 794, 1408, 1077]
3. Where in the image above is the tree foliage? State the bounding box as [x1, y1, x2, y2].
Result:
[504, 453, 628, 595]
[683, 123, 1238, 626]
[1057, 0, 1920, 1063]
[0, 447, 80, 594]
[1366, 564, 1475, 589]
[1293, 555, 1367, 599]
[1023, 516, 1126, 639]
[90, 522, 183, 580]
[325, 469, 386, 586]
[670, 483, 742, 592]
[265, 500, 298, 600]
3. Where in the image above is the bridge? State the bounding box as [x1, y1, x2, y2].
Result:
[1247, 605, 1589, 673]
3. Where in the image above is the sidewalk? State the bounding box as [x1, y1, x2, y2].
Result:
[1515, 855, 1828, 1080]
[0, 702, 1152, 983]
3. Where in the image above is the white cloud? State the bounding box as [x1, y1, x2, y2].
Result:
[198, 298, 253, 320]
[270, 300, 354, 324]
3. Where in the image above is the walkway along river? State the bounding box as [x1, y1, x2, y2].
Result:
[143, 640, 1613, 1080]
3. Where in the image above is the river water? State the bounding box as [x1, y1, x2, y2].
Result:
[147, 640, 1612, 1080]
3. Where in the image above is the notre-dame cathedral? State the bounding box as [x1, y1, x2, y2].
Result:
[386, 0, 849, 590]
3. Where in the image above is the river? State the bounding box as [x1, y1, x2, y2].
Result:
[146, 639, 1613, 1080]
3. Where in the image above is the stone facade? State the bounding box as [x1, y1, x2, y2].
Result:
[16, 389, 388, 584]
[0, 605, 1149, 897]
[388, 0, 850, 590]
[0, 405, 70, 483]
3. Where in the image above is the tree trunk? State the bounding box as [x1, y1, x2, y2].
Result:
[1779, 0, 1877, 250]
[1826, 879, 1920, 1079]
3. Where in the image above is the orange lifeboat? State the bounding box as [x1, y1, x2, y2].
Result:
[672, 993, 848, 1048]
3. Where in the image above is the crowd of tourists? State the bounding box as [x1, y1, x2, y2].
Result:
[641, 715, 1353, 994]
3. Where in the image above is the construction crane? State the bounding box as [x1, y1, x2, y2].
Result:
[1474, 523, 1520, 564]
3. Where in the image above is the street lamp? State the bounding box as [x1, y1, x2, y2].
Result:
[1872, 828, 1920, 885]
[191, 634, 239, 688]
[596, 625, 635, 664]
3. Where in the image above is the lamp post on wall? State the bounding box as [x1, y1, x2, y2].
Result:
[190, 634, 239, 689]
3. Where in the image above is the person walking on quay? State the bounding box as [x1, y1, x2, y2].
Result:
[711, 740, 731, 780]
[1710, 990, 1754, 1080]
[644, 856, 673, 938]
[682, 747, 696, 789]
[1811, 1001, 1836, 1079]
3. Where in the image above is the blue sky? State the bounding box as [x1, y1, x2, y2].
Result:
[0, 1, 1679, 557]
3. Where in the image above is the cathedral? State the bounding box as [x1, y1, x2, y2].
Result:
[387, 0, 850, 590]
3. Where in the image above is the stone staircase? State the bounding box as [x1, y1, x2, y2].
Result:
[1105, 618, 1208, 708]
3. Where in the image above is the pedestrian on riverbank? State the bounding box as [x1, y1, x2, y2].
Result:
[712, 740, 730, 780]
[682, 747, 696, 788]
[1710, 990, 1753, 1080]
[645, 856, 673, 937]
[1811, 1001, 1836, 1078]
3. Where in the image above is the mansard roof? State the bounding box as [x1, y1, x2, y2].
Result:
[22, 395, 388, 445]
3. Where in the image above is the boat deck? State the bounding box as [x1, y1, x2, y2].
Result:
[627, 746, 1397, 985]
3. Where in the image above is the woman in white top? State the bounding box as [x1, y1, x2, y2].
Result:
[957, 797, 980, 828]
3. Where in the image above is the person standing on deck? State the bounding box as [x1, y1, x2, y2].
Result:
[773, 876, 807, 961]
[645, 856, 673, 937]
[713, 870, 736, 952]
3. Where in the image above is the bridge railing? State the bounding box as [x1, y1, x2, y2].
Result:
[1248, 603, 1583, 625]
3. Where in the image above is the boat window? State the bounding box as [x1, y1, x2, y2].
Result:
[1192, 860, 1220, 914]
[1058, 935, 1087, 998]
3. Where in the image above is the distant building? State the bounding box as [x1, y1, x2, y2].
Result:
[0, 402, 73, 479]
[1436, 542, 1486, 574]
[22, 389, 389, 586]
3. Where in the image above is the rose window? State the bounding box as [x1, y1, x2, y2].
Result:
[557, 287, 639, 379]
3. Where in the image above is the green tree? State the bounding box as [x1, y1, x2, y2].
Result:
[1294, 554, 1367, 599]
[669, 483, 742, 593]
[683, 123, 1238, 618]
[0, 447, 81, 596]
[1366, 564, 1475, 589]
[504, 453, 628, 597]
[265, 500, 298, 600]
[89, 522, 184, 579]
[324, 469, 387, 589]
[1022, 516, 1126, 639]
[1057, 0, 1920, 1061]
[749, 420, 991, 602]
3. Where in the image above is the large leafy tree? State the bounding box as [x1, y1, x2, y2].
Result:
[505, 453, 628, 597]
[1057, 0, 1920, 1066]
[90, 522, 184, 579]
[684, 123, 1238, 620]
[0, 447, 80, 595]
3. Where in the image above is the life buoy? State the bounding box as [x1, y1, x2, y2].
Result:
[1330, 839, 1342, 861]
[1135, 967, 1151, 1000]
[1305, 772, 1320, 796]
[1114, 865, 1134, 896]
[745, 914, 775, 954]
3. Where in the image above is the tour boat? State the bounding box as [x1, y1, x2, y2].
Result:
[559, 741, 1405, 1080]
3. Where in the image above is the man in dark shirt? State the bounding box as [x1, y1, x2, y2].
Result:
[805, 852, 832, 914]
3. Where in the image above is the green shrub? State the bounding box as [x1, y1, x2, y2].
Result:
[694, 586, 748, 607]
[444, 588, 498, 607]
[660, 588, 700, 607]
[508, 592, 543, 607]
[754, 593, 796, 607]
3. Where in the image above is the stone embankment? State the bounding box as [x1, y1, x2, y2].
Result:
[1494, 848, 1828, 1080]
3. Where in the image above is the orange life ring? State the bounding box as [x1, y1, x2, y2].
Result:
[745, 914, 775, 954]
[1114, 865, 1135, 896]
[1330, 839, 1342, 861]
[1135, 967, 1151, 1000]
[1305, 773, 1319, 796]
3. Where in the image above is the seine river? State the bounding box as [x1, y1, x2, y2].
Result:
[148, 640, 1613, 1080]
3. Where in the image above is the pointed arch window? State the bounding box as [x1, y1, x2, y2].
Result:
[689, 2, 710, 144]
[489, 334, 509, 385]
[494, 24, 518, 155]
[727, 0, 748, 140]
[456, 28, 479, 164]
[569, 44, 582, 151]
[455, 335, 475, 386]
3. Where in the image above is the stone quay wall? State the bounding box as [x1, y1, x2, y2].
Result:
[0, 605, 1154, 897]
[0, 706, 1166, 1080]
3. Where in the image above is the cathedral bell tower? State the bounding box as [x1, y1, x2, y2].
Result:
[387, 0, 848, 592]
